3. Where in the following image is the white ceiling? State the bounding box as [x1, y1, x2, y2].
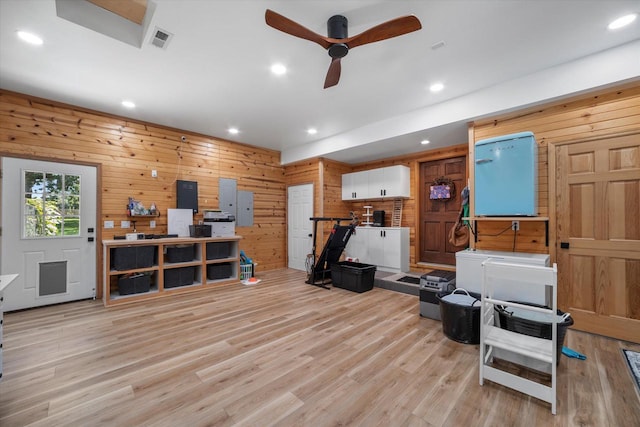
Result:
[1, 1, 639, 165]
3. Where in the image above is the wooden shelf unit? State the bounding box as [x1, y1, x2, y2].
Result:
[103, 236, 242, 306]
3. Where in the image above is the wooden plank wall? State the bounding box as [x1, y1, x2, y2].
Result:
[0, 90, 287, 288]
[303, 145, 468, 272]
[283, 158, 352, 244]
[471, 83, 640, 254]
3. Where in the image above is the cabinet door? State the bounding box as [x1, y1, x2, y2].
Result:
[367, 168, 385, 198]
[342, 173, 355, 200]
[382, 165, 410, 198]
[352, 171, 369, 199]
[342, 171, 369, 200]
[381, 229, 403, 269]
[345, 227, 370, 261]
[368, 229, 386, 266]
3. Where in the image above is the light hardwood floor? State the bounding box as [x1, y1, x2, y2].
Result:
[1, 269, 639, 426]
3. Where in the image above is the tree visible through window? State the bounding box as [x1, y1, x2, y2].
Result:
[23, 171, 81, 237]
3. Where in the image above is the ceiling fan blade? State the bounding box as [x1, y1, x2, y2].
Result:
[345, 15, 422, 49]
[324, 58, 341, 89]
[265, 9, 331, 50]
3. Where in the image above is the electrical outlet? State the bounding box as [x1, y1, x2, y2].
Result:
[511, 220, 520, 231]
[150, 220, 156, 229]
[121, 220, 130, 228]
[104, 220, 114, 229]
[151, 169, 157, 178]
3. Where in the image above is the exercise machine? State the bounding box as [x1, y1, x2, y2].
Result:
[306, 216, 358, 289]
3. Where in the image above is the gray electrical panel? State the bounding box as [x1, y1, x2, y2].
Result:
[237, 190, 254, 226]
[219, 178, 237, 217]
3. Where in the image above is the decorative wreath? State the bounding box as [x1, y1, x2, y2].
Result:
[429, 176, 455, 200]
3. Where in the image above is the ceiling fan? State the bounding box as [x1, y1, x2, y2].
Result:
[265, 9, 422, 89]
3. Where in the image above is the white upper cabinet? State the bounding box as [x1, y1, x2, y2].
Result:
[342, 171, 369, 200]
[341, 165, 410, 200]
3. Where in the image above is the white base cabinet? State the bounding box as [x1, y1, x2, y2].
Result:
[342, 165, 410, 200]
[345, 227, 409, 272]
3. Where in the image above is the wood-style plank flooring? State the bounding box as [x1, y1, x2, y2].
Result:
[1, 269, 639, 426]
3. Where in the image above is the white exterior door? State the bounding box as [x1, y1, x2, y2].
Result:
[1, 158, 97, 311]
[287, 184, 313, 271]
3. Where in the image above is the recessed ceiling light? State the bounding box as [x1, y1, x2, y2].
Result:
[228, 127, 239, 135]
[421, 139, 430, 145]
[429, 82, 444, 93]
[121, 100, 135, 108]
[608, 13, 637, 30]
[307, 128, 317, 135]
[17, 31, 43, 45]
[271, 63, 287, 75]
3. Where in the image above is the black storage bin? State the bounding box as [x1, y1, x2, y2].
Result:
[495, 302, 574, 365]
[437, 289, 481, 344]
[206, 242, 231, 260]
[164, 266, 196, 288]
[111, 245, 155, 270]
[330, 261, 376, 293]
[207, 263, 233, 280]
[118, 273, 151, 295]
[166, 245, 194, 263]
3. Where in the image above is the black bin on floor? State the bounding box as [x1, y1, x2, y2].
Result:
[437, 289, 481, 344]
[330, 261, 376, 293]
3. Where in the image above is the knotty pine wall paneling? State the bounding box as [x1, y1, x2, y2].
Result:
[283, 158, 352, 250]
[470, 83, 640, 256]
[0, 90, 287, 299]
[323, 144, 469, 273]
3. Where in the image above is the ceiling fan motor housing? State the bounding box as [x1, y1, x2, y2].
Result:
[327, 15, 349, 58]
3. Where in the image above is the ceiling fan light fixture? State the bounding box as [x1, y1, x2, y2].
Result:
[17, 31, 43, 45]
[608, 13, 637, 30]
[271, 63, 287, 75]
[429, 82, 444, 93]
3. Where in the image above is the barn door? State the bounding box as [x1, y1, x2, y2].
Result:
[555, 133, 640, 343]
[419, 156, 467, 265]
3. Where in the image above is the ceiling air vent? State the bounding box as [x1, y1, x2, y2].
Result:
[150, 27, 173, 49]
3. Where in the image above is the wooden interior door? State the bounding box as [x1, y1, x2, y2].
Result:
[555, 133, 640, 343]
[419, 156, 467, 265]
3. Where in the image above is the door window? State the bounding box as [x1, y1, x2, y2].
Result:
[23, 170, 81, 237]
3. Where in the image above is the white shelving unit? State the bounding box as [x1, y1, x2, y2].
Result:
[362, 205, 373, 226]
[479, 260, 558, 414]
